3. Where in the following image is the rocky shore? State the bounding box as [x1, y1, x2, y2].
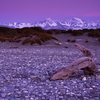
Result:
[0, 42, 100, 100]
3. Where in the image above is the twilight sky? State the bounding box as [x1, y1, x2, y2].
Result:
[0, 0, 100, 23]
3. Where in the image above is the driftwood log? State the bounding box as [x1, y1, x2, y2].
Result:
[51, 57, 97, 80]
[50, 43, 99, 80]
[74, 43, 93, 57]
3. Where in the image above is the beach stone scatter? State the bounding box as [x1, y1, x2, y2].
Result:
[0, 44, 100, 100]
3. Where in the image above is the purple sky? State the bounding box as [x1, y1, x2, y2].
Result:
[0, 0, 100, 23]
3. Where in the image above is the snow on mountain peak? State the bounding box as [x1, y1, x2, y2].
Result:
[34, 18, 57, 29]
[37, 18, 57, 27]
[2, 17, 100, 30]
[68, 17, 85, 28]
[8, 22, 34, 28]
[73, 17, 84, 24]
[45, 18, 57, 26]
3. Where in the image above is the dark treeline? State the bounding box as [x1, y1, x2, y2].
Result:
[0, 26, 100, 45]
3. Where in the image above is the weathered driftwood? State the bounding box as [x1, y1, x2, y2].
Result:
[74, 43, 93, 57]
[51, 57, 97, 80]
[50, 42, 99, 80]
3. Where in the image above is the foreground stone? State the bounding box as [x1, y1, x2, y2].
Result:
[51, 57, 97, 80]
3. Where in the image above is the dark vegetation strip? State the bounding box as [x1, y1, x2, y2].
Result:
[0, 26, 58, 45]
[0, 26, 100, 45]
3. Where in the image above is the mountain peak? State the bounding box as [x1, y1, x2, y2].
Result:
[45, 18, 57, 26]
[73, 17, 84, 24]
[2, 17, 100, 30]
[45, 18, 53, 21]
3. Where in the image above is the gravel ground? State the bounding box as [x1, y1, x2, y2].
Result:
[0, 41, 100, 100]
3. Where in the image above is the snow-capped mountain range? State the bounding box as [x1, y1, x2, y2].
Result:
[2, 17, 100, 30]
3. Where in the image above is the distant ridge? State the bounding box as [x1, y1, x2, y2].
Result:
[1, 17, 100, 30]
